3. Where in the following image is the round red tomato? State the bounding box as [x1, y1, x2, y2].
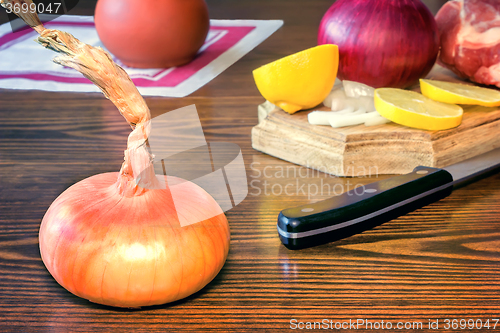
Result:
[95, 0, 210, 68]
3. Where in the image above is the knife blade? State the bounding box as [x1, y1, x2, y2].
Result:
[277, 147, 500, 250]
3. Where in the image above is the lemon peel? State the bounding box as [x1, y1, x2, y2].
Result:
[253, 44, 339, 114]
[374, 88, 463, 131]
[420, 79, 500, 107]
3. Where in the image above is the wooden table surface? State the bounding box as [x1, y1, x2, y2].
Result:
[2, 0, 500, 332]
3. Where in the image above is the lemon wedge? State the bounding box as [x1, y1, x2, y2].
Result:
[420, 79, 500, 107]
[252, 44, 339, 114]
[374, 88, 463, 131]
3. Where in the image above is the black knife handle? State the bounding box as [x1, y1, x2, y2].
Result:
[277, 166, 454, 250]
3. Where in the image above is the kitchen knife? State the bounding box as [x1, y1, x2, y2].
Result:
[277, 147, 500, 250]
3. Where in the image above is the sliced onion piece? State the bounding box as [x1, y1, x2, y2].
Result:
[328, 88, 351, 111]
[343, 80, 375, 98]
[335, 106, 355, 115]
[357, 96, 376, 112]
[308, 111, 335, 125]
[347, 107, 366, 115]
[330, 92, 375, 112]
[322, 79, 343, 108]
[308, 106, 359, 125]
[317, 79, 382, 129]
[329, 111, 380, 128]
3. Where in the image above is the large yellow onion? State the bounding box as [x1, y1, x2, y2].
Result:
[40, 173, 230, 308]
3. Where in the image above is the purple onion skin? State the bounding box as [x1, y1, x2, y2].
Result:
[318, 0, 440, 88]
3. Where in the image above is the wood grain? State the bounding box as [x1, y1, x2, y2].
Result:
[2, 0, 500, 332]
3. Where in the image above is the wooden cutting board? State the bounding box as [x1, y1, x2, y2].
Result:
[251, 67, 500, 177]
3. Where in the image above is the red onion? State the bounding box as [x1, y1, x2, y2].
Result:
[318, 0, 440, 89]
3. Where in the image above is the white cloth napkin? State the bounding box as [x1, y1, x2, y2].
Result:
[0, 16, 283, 97]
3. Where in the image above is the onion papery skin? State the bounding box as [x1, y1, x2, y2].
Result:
[318, 0, 440, 89]
[39, 172, 230, 308]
